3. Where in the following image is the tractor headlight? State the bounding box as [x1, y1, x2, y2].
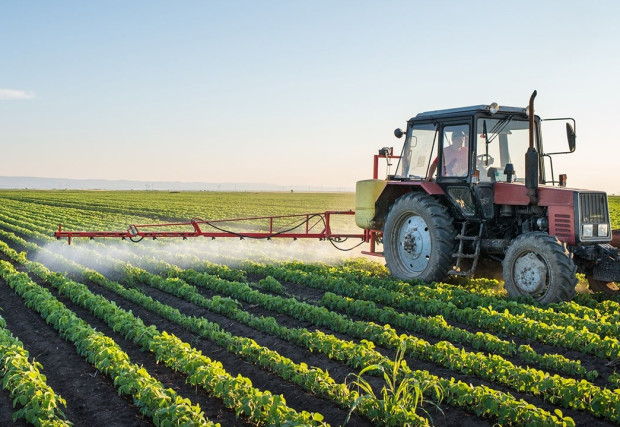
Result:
[489, 102, 499, 115]
[582, 224, 593, 237]
[598, 223, 609, 237]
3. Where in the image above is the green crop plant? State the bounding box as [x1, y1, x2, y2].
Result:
[0, 315, 71, 426]
[344, 340, 440, 426]
[257, 276, 287, 294]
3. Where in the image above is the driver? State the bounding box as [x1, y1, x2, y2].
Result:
[426, 127, 469, 180]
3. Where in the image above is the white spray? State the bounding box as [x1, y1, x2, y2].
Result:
[37, 236, 377, 274]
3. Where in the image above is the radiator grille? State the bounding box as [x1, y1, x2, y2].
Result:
[579, 193, 609, 224]
[578, 192, 610, 241]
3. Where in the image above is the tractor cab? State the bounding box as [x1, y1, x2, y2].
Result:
[355, 92, 619, 303]
[390, 103, 574, 220]
[393, 103, 575, 184]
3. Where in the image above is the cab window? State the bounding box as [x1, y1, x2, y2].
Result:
[395, 123, 437, 179]
[476, 118, 530, 183]
[440, 125, 470, 177]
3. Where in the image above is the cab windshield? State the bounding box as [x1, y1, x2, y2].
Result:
[394, 123, 438, 179]
[476, 117, 535, 183]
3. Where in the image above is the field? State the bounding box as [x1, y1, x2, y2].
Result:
[0, 190, 619, 426]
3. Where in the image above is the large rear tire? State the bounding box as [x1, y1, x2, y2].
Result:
[502, 232, 577, 303]
[383, 193, 457, 282]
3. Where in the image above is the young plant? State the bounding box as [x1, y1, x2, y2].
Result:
[344, 340, 442, 426]
[258, 276, 286, 295]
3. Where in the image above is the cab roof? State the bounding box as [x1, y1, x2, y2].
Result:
[413, 104, 527, 120]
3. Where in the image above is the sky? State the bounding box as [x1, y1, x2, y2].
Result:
[1, 1, 619, 193]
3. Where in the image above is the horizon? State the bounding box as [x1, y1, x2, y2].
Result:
[0, 175, 355, 192]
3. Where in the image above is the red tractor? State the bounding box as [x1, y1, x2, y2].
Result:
[355, 91, 620, 303]
[56, 92, 619, 303]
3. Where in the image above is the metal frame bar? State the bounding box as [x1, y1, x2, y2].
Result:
[55, 211, 368, 244]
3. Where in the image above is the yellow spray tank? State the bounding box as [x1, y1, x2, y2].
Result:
[355, 179, 387, 230]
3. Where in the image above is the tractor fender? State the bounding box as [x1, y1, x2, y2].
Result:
[370, 181, 445, 230]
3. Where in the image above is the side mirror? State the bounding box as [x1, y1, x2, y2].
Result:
[566, 123, 576, 152]
[394, 128, 404, 139]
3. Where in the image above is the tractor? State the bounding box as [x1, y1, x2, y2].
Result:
[355, 91, 620, 303]
[55, 91, 620, 303]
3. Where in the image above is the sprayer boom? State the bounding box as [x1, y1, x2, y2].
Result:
[55, 211, 368, 245]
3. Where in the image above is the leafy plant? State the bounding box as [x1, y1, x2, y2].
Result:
[344, 340, 440, 426]
[258, 276, 286, 294]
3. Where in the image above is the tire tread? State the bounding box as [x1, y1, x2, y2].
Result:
[383, 193, 457, 282]
[503, 232, 577, 303]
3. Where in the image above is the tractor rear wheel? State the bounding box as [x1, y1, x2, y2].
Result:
[383, 193, 456, 282]
[502, 232, 577, 303]
[587, 279, 620, 295]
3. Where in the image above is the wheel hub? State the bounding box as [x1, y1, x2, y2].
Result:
[403, 232, 419, 254]
[513, 252, 547, 294]
[397, 215, 431, 274]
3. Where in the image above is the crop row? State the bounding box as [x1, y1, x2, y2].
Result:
[178, 254, 596, 379]
[1, 232, 429, 425]
[0, 228, 574, 425]
[53, 240, 584, 425]
[278, 261, 620, 336]
[0, 259, 212, 426]
[1, 219, 614, 417]
[246, 262, 620, 360]
[167, 265, 619, 423]
[0, 195, 149, 231]
[75, 244, 587, 378]
[0, 190, 356, 226]
[0, 209, 614, 374]
[3, 196, 617, 326]
[126, 265, 577, 425]
[290, 261, 620, 324]
[319, 292, 594, 379]
[0, 313, 71, 426]
[0, 239, 327, 426]
[1, 199, 613, 426]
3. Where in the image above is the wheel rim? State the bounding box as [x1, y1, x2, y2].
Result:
[512, 251, 550, 297]
[395, 214, 431, 275]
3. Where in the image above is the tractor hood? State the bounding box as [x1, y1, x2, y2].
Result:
[494, 182, 578, 207]
[494, 182, 611, 246]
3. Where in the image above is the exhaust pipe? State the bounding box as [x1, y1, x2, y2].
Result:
[525, 90, 539, 205]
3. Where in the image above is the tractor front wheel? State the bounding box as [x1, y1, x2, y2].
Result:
[502, 232, 577, 303]
[383, 193, 456, 283]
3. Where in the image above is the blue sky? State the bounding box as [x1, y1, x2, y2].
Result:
[2, 1, 619, 193]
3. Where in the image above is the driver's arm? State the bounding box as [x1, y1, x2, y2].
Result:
[426, 159, 438, 181]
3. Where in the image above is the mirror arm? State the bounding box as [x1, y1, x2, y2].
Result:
[540, 117, 577, 152]
[542, 150, 574, 156]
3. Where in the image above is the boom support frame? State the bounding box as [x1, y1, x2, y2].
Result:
[55, 210, 369, 245]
